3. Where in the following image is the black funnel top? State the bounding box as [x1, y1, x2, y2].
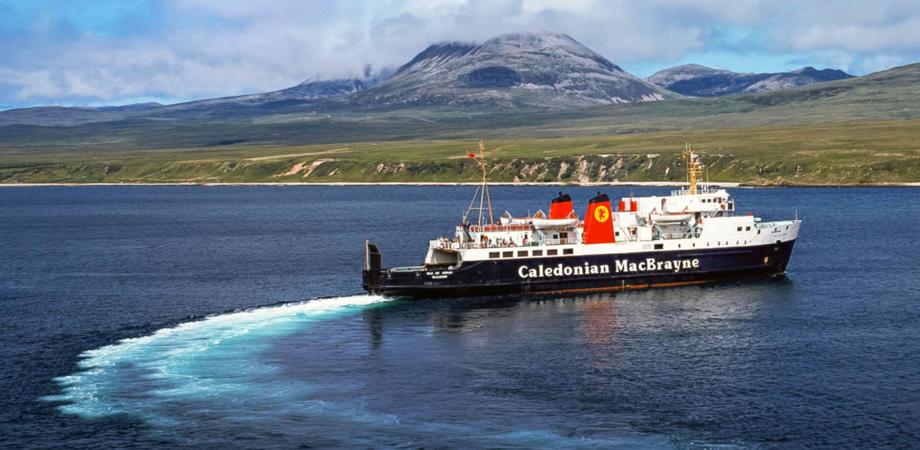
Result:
[551, 192, 572, 203]
[589, 193, 610, 203]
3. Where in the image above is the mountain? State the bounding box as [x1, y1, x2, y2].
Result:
[742, 66, 853, 93]
[0, 32, 673, 124]
[0, 102, 165, 127]
[647, 64, 770, 97]
[345, 32, 676, 108]
[648, 64, 851, 97]
[0, 32, 880, 127]
[170, 67, 394, 109]
[0, 62, 917, 163]
[0, 71, 393, 126]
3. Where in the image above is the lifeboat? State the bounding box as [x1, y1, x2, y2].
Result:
[531, 217, 579, 228]
[650, 212, 692, 223]
[499, 210, 532, 225]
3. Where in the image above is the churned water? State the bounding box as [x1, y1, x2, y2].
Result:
[1, 186, 918, 449]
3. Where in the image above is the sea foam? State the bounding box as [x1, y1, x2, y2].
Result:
[43, 295, 391, 420]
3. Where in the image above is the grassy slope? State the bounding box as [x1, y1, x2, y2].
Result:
[1, 64, 918, 185]
[2, 120, 917, 185]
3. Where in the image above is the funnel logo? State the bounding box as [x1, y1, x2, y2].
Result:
[593, 205, 610, 223]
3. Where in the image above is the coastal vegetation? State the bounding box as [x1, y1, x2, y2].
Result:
[1, 63, 918, 185]
[2, 120, 917, 185]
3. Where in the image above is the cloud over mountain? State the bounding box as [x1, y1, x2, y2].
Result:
[0, 0, 918, 108]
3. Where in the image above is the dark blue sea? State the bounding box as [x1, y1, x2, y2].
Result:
[1, 186, 918, 449]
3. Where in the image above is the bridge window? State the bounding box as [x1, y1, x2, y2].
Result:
[563, 248, 574, 255]
[489, 252, 499, 259]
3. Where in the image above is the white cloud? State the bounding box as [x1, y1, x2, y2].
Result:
[0, 0, 918, 107]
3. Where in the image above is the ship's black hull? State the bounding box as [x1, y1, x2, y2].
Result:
[363, 239, 796, 298]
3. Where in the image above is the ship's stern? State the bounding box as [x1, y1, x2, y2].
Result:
[362, 240, 383, 294]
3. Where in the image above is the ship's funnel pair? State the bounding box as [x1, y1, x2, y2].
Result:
[550, 192, 614, 244]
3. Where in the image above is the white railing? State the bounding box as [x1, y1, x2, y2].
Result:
[435, 238, 579, 250]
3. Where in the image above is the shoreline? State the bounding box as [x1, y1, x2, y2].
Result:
[1, 181, 918, 188]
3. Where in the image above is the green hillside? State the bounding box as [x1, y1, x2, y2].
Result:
[1, 64, 918, 185]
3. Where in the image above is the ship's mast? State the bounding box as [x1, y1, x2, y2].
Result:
[683, 142, 705, 195]
[464, 139, 494, 227]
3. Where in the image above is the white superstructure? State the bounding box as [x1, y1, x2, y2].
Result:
[423, 143, 800, 268]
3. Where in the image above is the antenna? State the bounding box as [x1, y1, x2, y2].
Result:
[682, 142, 704, 195]
[463, 139, 495, 227]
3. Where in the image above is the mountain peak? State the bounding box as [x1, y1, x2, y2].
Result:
[665, 63, 722, 72]
[353, 31, 672, 109]
[791, 66, 817, 74]
[484, 31, 579, 47]
[396, 42, 477, 74]
[647, 64, 735, 87]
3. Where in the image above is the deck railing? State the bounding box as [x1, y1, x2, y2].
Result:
[432, 238, 579, 250]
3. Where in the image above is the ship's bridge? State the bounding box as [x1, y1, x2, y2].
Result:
[630, 188, 735, 216]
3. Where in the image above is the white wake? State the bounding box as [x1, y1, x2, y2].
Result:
[44, 295, 391, 419]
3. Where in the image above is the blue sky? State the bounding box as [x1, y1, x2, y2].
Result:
[1, 0, 918, 110]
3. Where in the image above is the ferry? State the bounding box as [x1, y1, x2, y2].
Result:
[362, 142, 800, 297]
